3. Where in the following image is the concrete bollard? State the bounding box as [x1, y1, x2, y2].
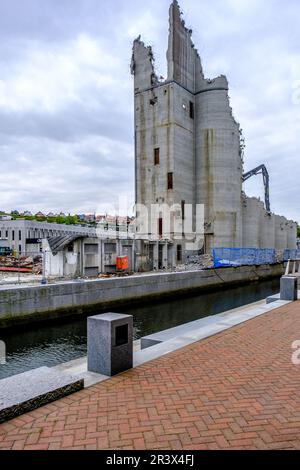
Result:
[87, 313, 133, 376]
[280, 276, 298, 301]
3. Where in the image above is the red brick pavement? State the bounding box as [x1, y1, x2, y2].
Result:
[1, 302, 300, 450]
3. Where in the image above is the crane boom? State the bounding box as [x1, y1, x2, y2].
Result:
[242, 164, 271, 213]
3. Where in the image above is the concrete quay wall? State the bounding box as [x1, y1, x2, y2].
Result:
[0, 264, 284, 328]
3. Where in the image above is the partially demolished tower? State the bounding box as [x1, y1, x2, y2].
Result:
[131, 0, 297, 254]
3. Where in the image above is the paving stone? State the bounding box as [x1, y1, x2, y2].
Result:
[0, 367, 84, 424]
[1, 302, 300, 449]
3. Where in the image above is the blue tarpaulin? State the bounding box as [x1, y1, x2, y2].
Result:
[212, 248, 277, 268]
[284, 249, 300, 261]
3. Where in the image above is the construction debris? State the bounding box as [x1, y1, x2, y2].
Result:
[0, 255, 42, 274]
[173, 254, 214, 272]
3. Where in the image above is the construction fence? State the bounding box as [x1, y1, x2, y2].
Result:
[284, 249, 300, 261]
[212, 248, 277, 268]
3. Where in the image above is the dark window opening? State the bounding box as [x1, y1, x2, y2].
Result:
[158, 244, 163, 270]
[19, 230, 22, 241]
[154, 148, 160, 165]
[12, 230, 15, 241]
[167, 172, 173, 190]
[150, 97, 157, 106]
[189, 101, 194, 119]
[115, 324, 128, 347]
[181, 200, 185, 220]
[158, 218, 163, 237]
[181, 200, 185, 237]
[177, 245, 183, 263]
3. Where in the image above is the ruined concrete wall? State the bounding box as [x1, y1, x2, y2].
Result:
[260, 212, 276, 249]
[131, 1, 297, 256]
[167, 0, 203, 92]
[132, 4, 198, 240]
[172, 83, 195, 207]
[242, 197, 263, 248]
[196, 84, 243, 250]
[274, 215, 288, 250]
[134, 85, 173, 209]
[131, 39, 158, 93]
[242, 196, 296, 250]
[287, 221, 297, 249]
[274, 215, 296, 250]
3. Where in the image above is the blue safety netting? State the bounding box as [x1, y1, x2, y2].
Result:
[284, 249, 300, 261]
[212, 248, 277, 268]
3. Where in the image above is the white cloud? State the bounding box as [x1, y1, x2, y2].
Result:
[0, 34, 121, 113]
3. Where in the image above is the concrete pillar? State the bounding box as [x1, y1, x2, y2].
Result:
[280, 276, 298, 301]
[162, 242, 168, 269]
[101, 239, 105, 274]
[87, 313, 133, 376]
[168, 244, 175, 269]
[98, 240, 102, 274]
[116, 238, 121, 257]
[153, 242, 159, 270]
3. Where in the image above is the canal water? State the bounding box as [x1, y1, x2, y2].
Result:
[0, 278, 280, 379]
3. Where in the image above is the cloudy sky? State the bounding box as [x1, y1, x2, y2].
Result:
[0, 0, 299, 221]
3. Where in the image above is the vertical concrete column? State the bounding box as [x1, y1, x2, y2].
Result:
[116, 238, 121, 257]
[171, 244, 176, 269]
[162, 242, 168, 269]
[87, 313, 133, 376]
[97, 240, 102, 274]
[101, 239, 105, 274]
[153, 242, 159, 270]
[280, 276, 298, 301]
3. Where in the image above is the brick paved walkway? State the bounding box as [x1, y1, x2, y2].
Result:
[1, 302, 300, 450]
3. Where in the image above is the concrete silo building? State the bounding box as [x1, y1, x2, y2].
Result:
[131, 1, 297, 260]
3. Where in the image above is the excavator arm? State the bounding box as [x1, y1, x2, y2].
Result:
[242, 164, 271, 213]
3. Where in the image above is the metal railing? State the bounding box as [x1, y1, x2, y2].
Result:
[285, 259, 300, 276]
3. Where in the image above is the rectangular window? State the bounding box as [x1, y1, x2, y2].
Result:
[181, 200, 185, 237]
[189, 101, 194, 119]
[12, 230, 15, 241]
[177, 245, 182, 263]
[167, 172, 173, 190]
[19, 230, 22, 241]
[154, 148, 160, 166]
[5, 230, 8, 238]
[158, 218, 163, 237]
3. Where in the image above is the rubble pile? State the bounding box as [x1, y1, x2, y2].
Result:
[175, 254, 214, 272]
[0, 255, 42, 274]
